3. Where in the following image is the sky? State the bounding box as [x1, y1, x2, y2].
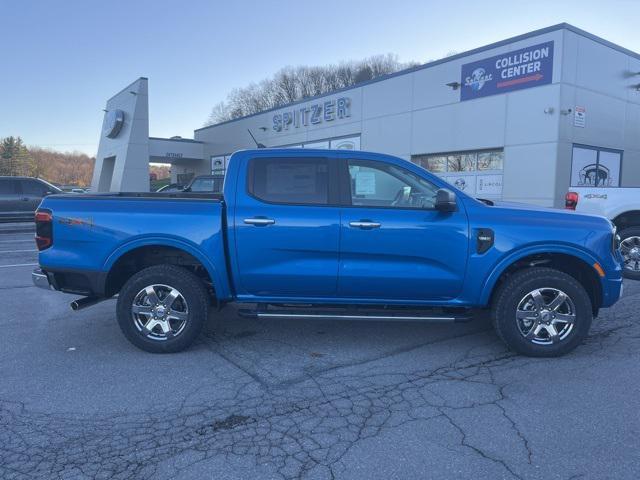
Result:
[1, 0, 640, 156]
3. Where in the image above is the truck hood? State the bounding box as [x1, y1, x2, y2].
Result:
[486, 199, 608, 221]
[469, 198, 612, 229]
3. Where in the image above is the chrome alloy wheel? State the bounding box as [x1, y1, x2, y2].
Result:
[131, 284, 189, 341]
[516, 288, 576, 345]
[620, 236, 640, 273]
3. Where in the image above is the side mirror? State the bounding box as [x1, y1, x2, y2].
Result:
[435, 188, 457, 212]
[43, 190, 54, 197]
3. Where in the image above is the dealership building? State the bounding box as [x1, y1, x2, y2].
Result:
[92, 23, 640, 206]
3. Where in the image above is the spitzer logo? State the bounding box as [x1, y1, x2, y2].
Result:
[465, 68, 493, 91]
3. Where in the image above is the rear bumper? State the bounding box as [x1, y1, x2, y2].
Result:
[32, 268, 53, 290]
[32, 266, 106, 296]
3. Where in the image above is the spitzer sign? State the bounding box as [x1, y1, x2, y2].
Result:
[460, 41, 554, 101]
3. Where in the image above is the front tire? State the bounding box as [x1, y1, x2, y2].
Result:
[619, 226, 640, 280]
[491, 267, 592, 357]
[116, 265, 209, 353]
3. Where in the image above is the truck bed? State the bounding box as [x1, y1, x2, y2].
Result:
[37, 193, 229, 298]
[51, 192, 223, 201]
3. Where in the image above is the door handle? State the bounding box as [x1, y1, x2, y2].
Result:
[21, 197, 29, 201]
[349, 221, 381, 229]
[244, 217, 275, 226]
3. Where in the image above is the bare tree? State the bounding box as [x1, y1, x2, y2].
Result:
[204, 53, 417, 126]
[28, 146, 95, 186]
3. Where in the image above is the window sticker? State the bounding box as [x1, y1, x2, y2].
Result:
[266, 163, 318, 195]
[355, 171, 376, 195]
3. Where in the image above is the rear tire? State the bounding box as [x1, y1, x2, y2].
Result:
[116, 265, 209, 353]
[491, 267, 592, 357]
[618, 226, 640, 280]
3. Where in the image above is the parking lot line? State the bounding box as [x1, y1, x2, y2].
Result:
[0, 263, 38, 268]
[0, 239, 34, 243]
[0, 249, 38, 253]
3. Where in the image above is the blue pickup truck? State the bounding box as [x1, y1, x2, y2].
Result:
[32, 149, 624, 357]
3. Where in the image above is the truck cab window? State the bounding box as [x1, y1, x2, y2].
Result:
[21, 179, 48, 196]
[0, 179, 19, 194]
[348, 160, 439, 209]
[249, 157, 329, 205]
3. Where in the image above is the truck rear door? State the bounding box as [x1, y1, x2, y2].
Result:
[232, 155, 341, 298]
[19, 179, 51, 215]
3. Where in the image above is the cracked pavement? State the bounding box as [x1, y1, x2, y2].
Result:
[1, 231, 639, 479]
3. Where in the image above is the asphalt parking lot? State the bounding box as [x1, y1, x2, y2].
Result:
[1, 229, 639, 480]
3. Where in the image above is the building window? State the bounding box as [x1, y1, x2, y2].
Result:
[304, 141, 330, 149]
[570, 145, 622, 188]
[412, 149, 504, 198]
[330, 136, 360, 150]
[211, 155, 230, 175]
[413, 149, 504, 174]
[277, 135, 361, 151]
[477, 151, 504, 170]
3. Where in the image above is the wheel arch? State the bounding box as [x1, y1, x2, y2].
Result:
[612, 210, 640, 231]
[481, 246, 603, 315]
[102, 237, 228, 301]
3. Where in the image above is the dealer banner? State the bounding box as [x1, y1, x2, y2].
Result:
[460, 41, 554, 101]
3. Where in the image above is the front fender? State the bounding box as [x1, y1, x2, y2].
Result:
[478, 244, 601, 305]
[103, 235, 230, 300]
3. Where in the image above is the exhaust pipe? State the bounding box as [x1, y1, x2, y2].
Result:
[70, 296, 104, 311]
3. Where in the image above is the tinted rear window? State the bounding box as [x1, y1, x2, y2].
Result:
[248, 157, 329, 205]
[0, 178, 19, 194]
[21, 179, 48, 196]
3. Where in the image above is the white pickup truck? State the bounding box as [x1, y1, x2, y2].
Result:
[566, 188, 640, 279]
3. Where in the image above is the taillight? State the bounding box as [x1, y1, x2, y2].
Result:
[565, 191, 579, 210]
[35, 209, 53, 250]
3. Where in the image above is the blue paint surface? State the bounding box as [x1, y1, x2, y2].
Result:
[38, 148, 622, 309]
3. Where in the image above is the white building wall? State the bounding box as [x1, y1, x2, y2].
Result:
[91, 78, 150, 192]
[194, 25, 639, 206]
[558, 29, 640, 189]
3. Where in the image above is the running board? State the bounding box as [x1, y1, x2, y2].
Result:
[238, 307, 472, 323]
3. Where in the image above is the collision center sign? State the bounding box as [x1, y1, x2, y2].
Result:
[460, 41, 554, 101]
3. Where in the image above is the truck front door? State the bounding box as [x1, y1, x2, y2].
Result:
[232, 155, 341, 298]
[337, 158, 469, 301]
